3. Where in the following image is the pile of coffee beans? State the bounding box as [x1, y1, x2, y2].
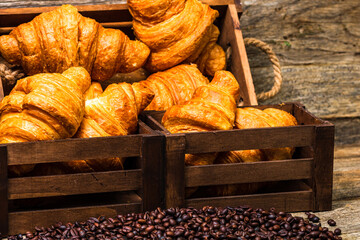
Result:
[8, 206, 342, 240]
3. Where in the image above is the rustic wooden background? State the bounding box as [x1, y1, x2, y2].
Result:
[0, 0, 359, 239]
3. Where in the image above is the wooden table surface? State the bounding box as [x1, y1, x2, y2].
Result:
[0, 0, 359, 239]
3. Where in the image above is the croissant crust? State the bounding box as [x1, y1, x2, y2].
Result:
[62, 82, 154, 173]
[0, 67, 91, 176]
[162, 70, 240, 166]
[128, 0, 226, 75]
[0, 5, 150, 81]
[137, 64, 209, 111]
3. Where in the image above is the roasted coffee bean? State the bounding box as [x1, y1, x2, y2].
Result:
[328, 219, 337, 226]
[334, 228, 342, 235]
[7, 206, 343, 240]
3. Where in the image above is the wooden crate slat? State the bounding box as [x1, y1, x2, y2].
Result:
[5, 135, 142, 165]
[185, 158, 313, 187]
[313, 125, 335, 211]
[186, 190, 313, 212]
[8, 201, 141, 235]
[8, 169, 142, 200]
[0, 146, 8, 236]
[218, 4, 257, 105]
[184, 125, 315, 154]
[141, 135, 165, 211]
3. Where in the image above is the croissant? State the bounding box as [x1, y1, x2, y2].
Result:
[128, 0, 226, 76]
[62, 81, 154, 173]
[162, 70, 240, 166]
[235, 107, 298, 161]
[137, 64, 209, 111]
[201, 108, 297, 197]
[0, 67, 91, 176]
[0, 4, 150, 81]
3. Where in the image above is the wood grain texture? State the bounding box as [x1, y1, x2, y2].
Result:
[8, 194, 141, 235]
[5, 135, 141, 165]
[165, 135, 186, 209]
[8, 169, 142, 199]
[0, 146, 8, 237]
[218, 5, 257, 105]
[186, 159, 313, 187]
[187, 190, 313, 212]
[333, 145, 360, 201]
[313, 125, 335, 211]
[240, 0, 360, 147]
[141, 135, 164, 211]
[293, 197, 360, 240]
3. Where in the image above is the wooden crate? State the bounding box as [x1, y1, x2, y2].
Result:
[141, 102, 335, 213]
[0, 121, 163, 236]
[0, 0, 257, 105]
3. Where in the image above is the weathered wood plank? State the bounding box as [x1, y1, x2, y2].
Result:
[292, 197, 360, 240]
[241, 0, 360, 66]
[186, 190, 313, 212]
[9, 200, 141, 235]
[333, 145, 360, 201]
[186, 159, 313, 187]
[184, 126, 315, 154]
[240, 0, 360, 148]
[331, 117, 360, 146]
[8, 169, 142, 199]
[5, 135, 141, 165]
[249, 64, 360, 118]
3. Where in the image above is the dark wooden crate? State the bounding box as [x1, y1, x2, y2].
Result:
[141, 102, 335, 213]
[0, 0, 257, 105]
[0, 121, 164, 236]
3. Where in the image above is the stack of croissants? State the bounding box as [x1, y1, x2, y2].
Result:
[0, 1, 297, 197]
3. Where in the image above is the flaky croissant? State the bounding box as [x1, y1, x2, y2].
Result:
[235, 107, 298, 161]
[0, 4, 150, 81]
[162, 70, 240, 166]
[0, 67, 91, 176]
[62, 81, 154, 173]
[137, 64, 209, 111]
[128, 0, 226, 76]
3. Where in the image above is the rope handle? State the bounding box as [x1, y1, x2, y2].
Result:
[0, 57, 25, 86]
[244, 38, 282, 101]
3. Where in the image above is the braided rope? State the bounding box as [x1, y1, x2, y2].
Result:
[0, 57, 25, 87]
[244, 38, 282, 101]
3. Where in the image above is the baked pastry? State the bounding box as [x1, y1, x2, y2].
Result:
[128, 0, 226, 76]
[62, 81, 154, 173]
[162, 70, 240, 165]
[137, 64, 209, 111]
[212, 150, 264, 196]
[235, 107, 298, 160]
[0, 4, 150, 81]
[0, 67, 91, 176]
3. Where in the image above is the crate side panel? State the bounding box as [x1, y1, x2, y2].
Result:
[6, 135, 142, 165]
[8, 169, 142, 200]
[185, 158, 313, 187]
[185, 126, 315, 154]
[186, 190, 313, 212]
[8, 201, 141, 235]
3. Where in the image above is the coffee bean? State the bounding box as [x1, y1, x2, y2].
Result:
[334, 228, 342, 235]
[7, 206, 343, 240]
[328, 219, 337, 226]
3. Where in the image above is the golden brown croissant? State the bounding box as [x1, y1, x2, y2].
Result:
[128, 0, 226, 75]
[0, 4, 150, 81]
[162, 70, 240, 166]
[137, 64, 209, 111]
[0, 67, 91, 176]
[235, 107, 298, 160]
[212, 150, 264, 196]
[62, 81, 154, 173]
[202, 108, 297, 197]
